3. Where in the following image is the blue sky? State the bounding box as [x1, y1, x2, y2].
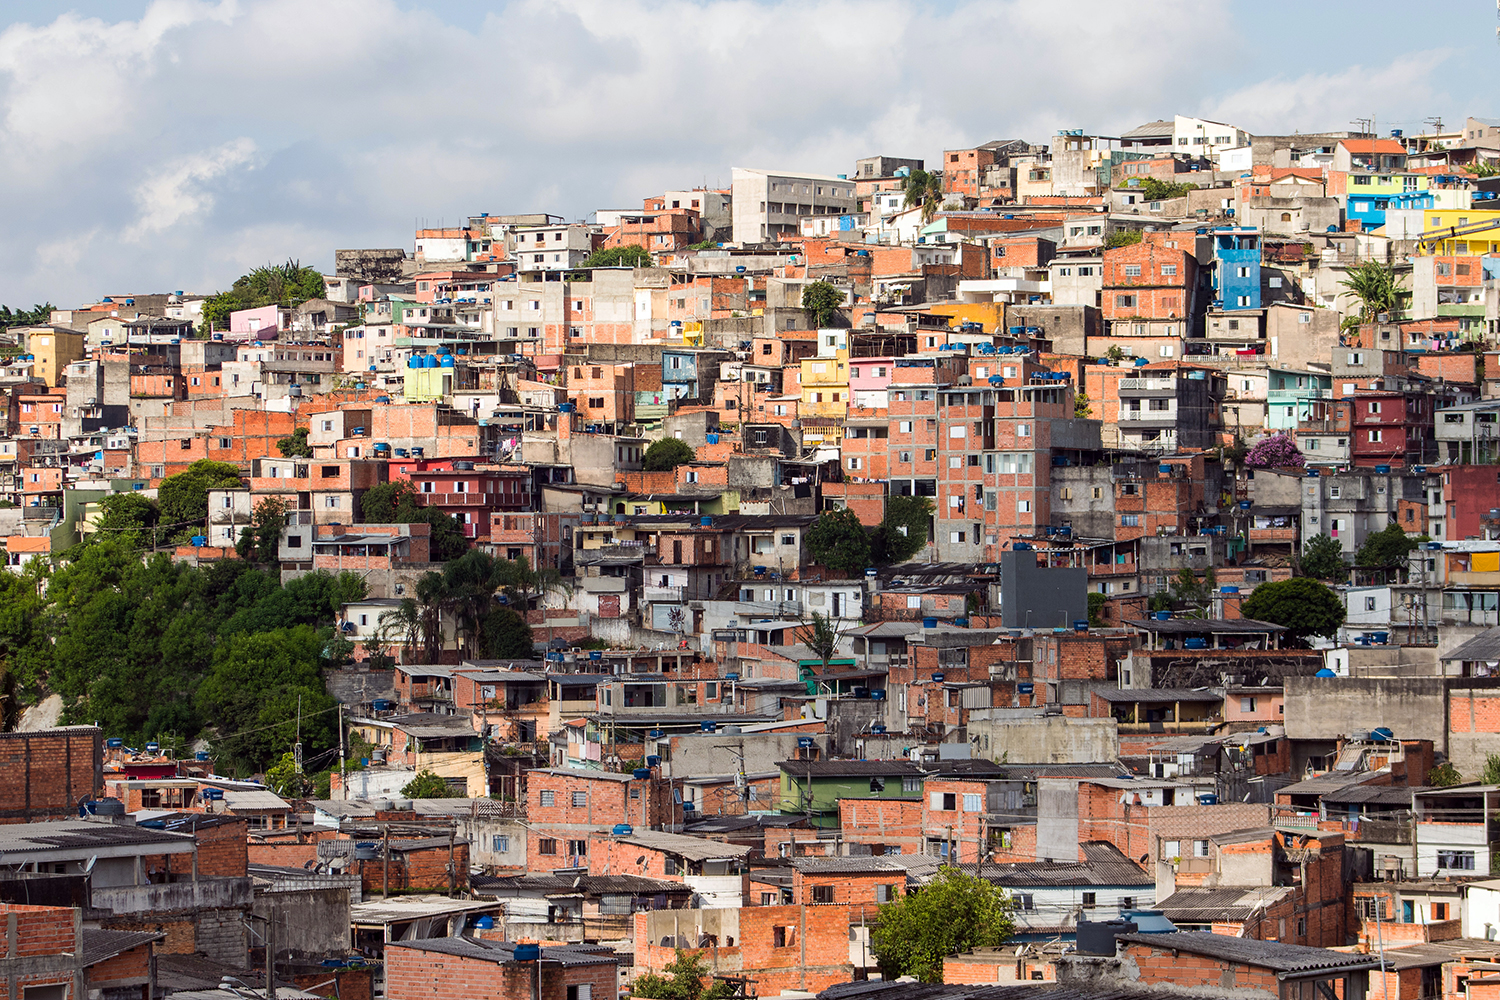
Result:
[0, 0, 1491, 305]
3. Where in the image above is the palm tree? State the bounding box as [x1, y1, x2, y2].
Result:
[414, 571, 451, 662]
[901, 169, 945, 226]
[496, 555, 568, 612]
[1338, 259, 1399, 323]
[378, 597, 423, 664]
[441, 550, 506, 657]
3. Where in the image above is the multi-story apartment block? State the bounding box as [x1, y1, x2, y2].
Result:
[730, 168, 857, 244]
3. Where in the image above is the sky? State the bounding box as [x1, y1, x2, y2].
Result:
[0, 0, 1493, 307]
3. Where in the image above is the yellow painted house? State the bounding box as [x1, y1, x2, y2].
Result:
[926, 301, 1008, 334]
[800, 351, 849, 419]
[1420, 208, 1500, 255]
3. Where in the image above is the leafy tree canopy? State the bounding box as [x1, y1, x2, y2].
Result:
[877, 495, 933, 563]
[358, 480, 468, 561]
[1136, 177, 1197, 201]
[582, 245, 652, 268]
[1239, 577, 1346, 645]
[801, 280, 846, 329]
[871, 867, 1015, 982]
[1301, 533, 1347, 582]
[0, 303, 56, 330]
[93, 493, 160, 550]
[157, 460, 244, 539]
[1105, 228, 1143, 249]
[1356, 522, 1421, 569]
[200, 260, 326, 335]
[630, 950, 735, 1000]
[400, 769, 459, 798]
[1429, 762, 1463, 786]
[642, 437, 695, 472]
[277, 427, 312, 458]
[1339, 259, 1401, 323]
[1087, 591, 1108, 627]
[806, 507, 872, 577]
[479, 606, 534, 659]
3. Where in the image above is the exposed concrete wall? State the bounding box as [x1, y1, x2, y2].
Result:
[1283, 676, 1447, 747]
[969, 713, 1119, 764]
[254, 886, 350, 959]
[1036, 777, 1081, 862]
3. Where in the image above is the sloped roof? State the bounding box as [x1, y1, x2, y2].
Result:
[1116, 932, 1381, 973]
[384, 937, 618, 967]
[1157, 885, 1292, 923]
[1442, 626, 1500, 663]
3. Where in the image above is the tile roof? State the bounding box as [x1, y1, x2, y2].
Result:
[1090, 687, 1225, 704]
[1441, 626, 1500, 663]
[956, 842, 1151, 887]
[790, 856, 910, 875]
[82, 928, 164, 966]
[1116, 932, 1381, 973]
[1157, 886, 1292, 923]
[612, 830, 754, 861]
[1123, 617, 1286, 634]
[818, 983, 1253, 1000]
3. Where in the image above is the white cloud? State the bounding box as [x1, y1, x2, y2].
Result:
[125, 137, 258, 241]
[0, 0, 1467, 305]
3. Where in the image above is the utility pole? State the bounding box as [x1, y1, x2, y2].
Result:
[337, 703, 346, 802]
[265, 915, 276, 1000]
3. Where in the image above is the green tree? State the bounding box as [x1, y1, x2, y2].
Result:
[643, 438, 695, 472]
[495, 554, 567, 611]
[199, 260, 327, 336]
[796, 611, 842, 674]
[805, 508, 871, 577]
[276, 427, 312, 458]
[630, 950, 735, 1000]
[1301, 534, 1347, 582]
[266, 751, 309, 799]
[1087, 591, 1108, 627]
[901, 168, 945, 224]
[1482, 753, 1500, 786]
[1339, 259, 1400, 323]
[478, 606, 534, 659]
[400, 769, 458, 798]
[93, 493, 160, 550]
[379, 597, 424, 664]
[440, 550, 506, 656]
[1240, 578, 1346, 646]
[236, 496, 287, 564]
[686, 240, 719, 251]
[1356, 522, 1420, 570]
[581, 245, 652, 268]
[1105, 228, 1144, 249]
[1428, 762, 1463, 787]
[800, 280, 846, 329]
[358, 480, 467, 560]
[157, 460, 244, 538]
[871, 866, 1015, 982]
[0, 303, 56, 330]
[1137, 177, 1196, 201]
[1074, 390, 1092, 418]
[196, 625, 336, 775]
[877, 495, 933, 563]
[415, 571, 451, 662]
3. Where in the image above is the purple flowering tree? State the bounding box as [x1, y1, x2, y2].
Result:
[1244, 432, 1306, 469]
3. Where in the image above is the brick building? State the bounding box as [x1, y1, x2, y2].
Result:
[0, 728, 103, 824]
[385, 938, 619, 1000]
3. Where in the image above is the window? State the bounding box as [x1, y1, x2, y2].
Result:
[539, 838, 558, 855]
[812, 885, 834, 903]
[1015, 893, 1035, 911]
[1115, 294, 1137, 308]
[1365, 597, 1378, 611]
[492, 835, 510, 853]
[539, 790, 555, 807]
[571, 790, 587, 807]
[1124, 265, 1141, 277]
[963, 793, 982, 812]
[903, 777, 921, 792]
[1434, 902, 1450, 920]
[1121, 514, 1140, 527]
[1161, 265, 1177, 276]
[1369, 429, 1383, 443]
[1437, 850, 1475, 870]
[567, 986, 593, 1000]
[1240, 697, 1257, 712]
[1194, 840, 1210, 858]
[773, 926, 796, 947]
[1082, 892, 1097, 907]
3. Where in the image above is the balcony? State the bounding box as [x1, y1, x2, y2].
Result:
[643, 585, 686, 603]
[1249, 527, 1297, 543]
[1118, 378, 1178, 394]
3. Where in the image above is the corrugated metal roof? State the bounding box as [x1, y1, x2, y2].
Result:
[1091, 687, 1224, 703]
[1116, 932, 1381, 973]
[613, 830, 753, 861]
[1157, 886, 1292, 923]
[1443, 626, 1500, 663]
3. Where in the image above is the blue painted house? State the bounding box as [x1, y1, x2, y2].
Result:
[1211, 228, 1261, 310]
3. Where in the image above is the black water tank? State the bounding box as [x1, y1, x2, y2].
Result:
[1076, 918, 1137, 956]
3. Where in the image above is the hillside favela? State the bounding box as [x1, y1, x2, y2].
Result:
[18, 13, 1500, 1000]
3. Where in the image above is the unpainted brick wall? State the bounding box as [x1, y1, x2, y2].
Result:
[0, 729, 103, 823]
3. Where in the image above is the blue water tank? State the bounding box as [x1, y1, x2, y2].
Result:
[706, 433, 719, 444]
[632, 768, 651, 779]
[513, 943, 540, 962]
[700, 516, 713, 527]
[922, 616, 937, 628]
[474, 916, 494, 930]
[1316, 667, 1337, 678]
[440, 355, 455, 367]
[700, 721, 716, 733]
[1184, 637, 1207, 649]
[931, 672, 945, 682]
[613, 823, 634, 835]
[646, 755, 661, 767]
[106, 738, 124, 749]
